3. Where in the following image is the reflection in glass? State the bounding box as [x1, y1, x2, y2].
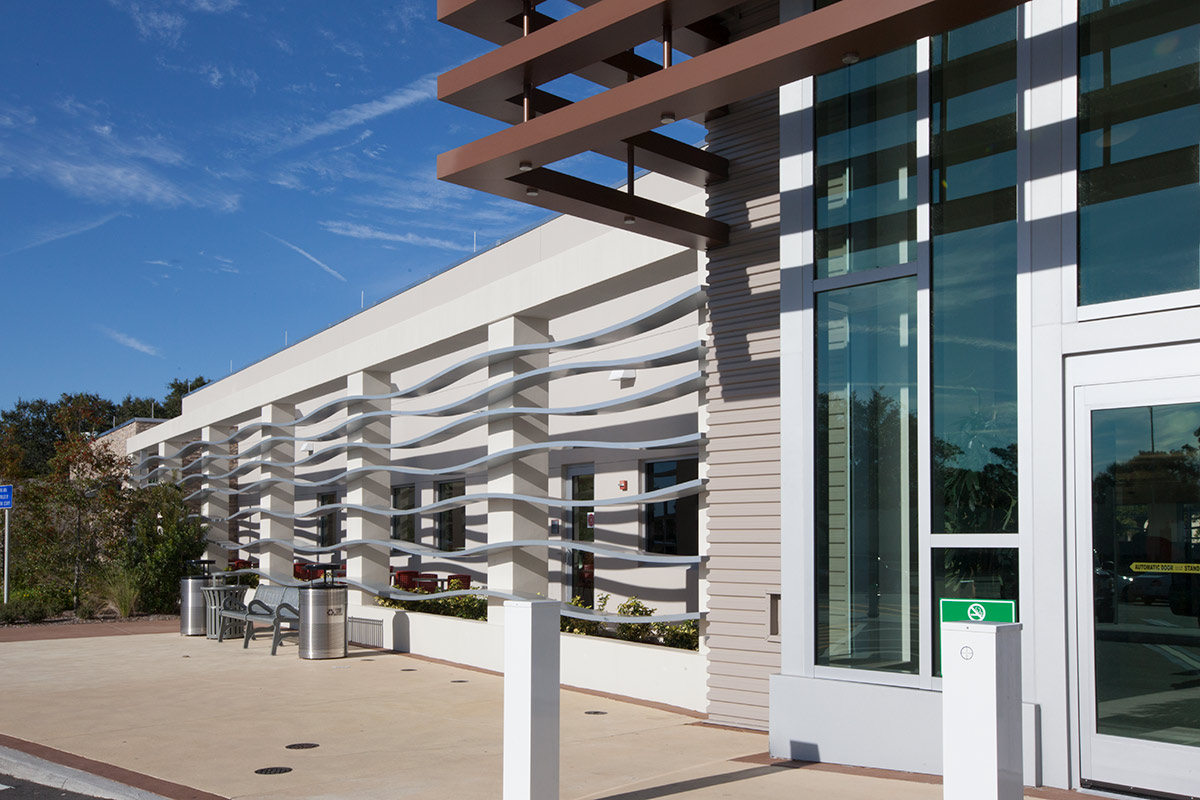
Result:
[570, 471, 595, 608]
[932, 10, 1019, 533]
[645, 459, 699, 556]
[1091, 403, 1200, 747]
[391, 485, 415, 542]
[933, 548, 1018, 676]
[816, 278, 918, 673]
[436, 480, 466, 551]
[814, 46, 917, 278]
[1078, 0, 1200, 305]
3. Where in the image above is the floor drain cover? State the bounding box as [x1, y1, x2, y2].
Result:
[255, 767, 293, 775]
[401, 668, 417, 672]
[285, 743, 319, 750]
[585, 711, 608, 716]
[451, 679, 469, 683]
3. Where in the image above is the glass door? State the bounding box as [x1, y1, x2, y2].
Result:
[1074, 375, 1200, 797]
[566, 466, 595, 608]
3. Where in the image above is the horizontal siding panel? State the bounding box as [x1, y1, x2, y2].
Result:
[708, 662, 779, 681]
[707, 646, 782, 668]
[707, 542, 780, 559]
[707, 673, 775, 694]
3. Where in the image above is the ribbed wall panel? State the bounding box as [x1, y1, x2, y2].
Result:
[702, 0, 783, 731]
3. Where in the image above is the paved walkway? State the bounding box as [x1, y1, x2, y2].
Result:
[0, 621, 1088, 800]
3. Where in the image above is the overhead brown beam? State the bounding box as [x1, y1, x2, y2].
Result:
[444, 0, 725, 58]
[500, 90, 728, 185]
[439, 0, 742, 116]
[440, 0, 1026, 187]
[510, 168, 729, 250]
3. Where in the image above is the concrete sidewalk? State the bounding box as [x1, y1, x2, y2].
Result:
[0, 624, 1084, 800]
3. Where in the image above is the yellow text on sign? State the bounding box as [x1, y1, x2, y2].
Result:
[1130, 562, 1200, 574]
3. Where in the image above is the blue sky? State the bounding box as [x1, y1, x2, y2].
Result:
[0, 0, 562, 413]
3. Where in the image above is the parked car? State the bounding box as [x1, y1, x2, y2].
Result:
[1127, 573, 1170, 605]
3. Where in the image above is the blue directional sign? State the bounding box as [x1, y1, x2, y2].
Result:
[0, 485, 11, 510]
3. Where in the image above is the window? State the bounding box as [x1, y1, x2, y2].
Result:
[316, 493, 338, 548]
[1078, 0, 1200, 305]
[391, 485, 415, 541]
[931, 10, 1019, 533]
[815, 278, 919, 673]
[815, 44, 918, 278]
[644, 458, 699, 555]
[932, 548, 1018, 676]
[436, 480, 465, 551]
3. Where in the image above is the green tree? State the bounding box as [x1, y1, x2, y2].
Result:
[118, 483, 208, 614]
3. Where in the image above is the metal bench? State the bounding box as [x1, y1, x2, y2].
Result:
[217, 585, 300, 655]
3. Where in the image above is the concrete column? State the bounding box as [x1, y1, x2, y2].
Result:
[487, 316, 550, 623]
[503, 600, 560, 800]
[345, 370, 392, 607]
[257, 403, 295, 585]
[200, 425, 233, 569]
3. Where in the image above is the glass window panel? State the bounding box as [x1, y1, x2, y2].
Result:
[1091, 404, 1200, 747]
[814, 45, 917, 279]
[391, 485, 415, 542]
[932, 548, 1019, 676]
[645, 459, 699, 556]
[931, 10, 1019, 534]
[816, 278, 918, 673]
[1078, 0, 1200, 305]
[436, 480, 466, 551]
[317, 492, 338, 548]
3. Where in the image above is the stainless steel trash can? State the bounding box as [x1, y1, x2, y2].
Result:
[299, 584, 347, 659]
[180, 575, 213, 636]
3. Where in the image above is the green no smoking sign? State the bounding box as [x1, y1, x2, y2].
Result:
[940, 598, 1016, 624]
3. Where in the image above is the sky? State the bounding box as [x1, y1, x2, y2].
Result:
[0, 0, 577, 414]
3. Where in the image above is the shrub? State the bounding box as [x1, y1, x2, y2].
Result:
[378, 579, 486, 621]
[655, 619, 699, 650]
[94, 567, 140, 618]
[560, 594, 608, 635]
[615, 596, 657, 643]
[0, 592, 56, 624]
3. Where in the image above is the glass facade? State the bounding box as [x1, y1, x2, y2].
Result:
[816, 277, 918, 673]
[931, 11, 1019, 533]
[932, 547, 1018, 676]
[317, 492, 338, 548]
[1078, 0, 1200, 305]
[815, 45, 918, 279]
[391, 485, 415, 542]
[1091, 403, 1200, 747]
[645, 459, 699, 556]
[436, 480, 465, 551]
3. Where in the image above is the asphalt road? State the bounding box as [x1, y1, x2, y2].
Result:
[0, 772, 114, 800]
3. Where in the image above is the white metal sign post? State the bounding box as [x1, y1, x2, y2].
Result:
[0, 484, 12, 604]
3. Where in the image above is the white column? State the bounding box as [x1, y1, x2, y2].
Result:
[487, 316, 550, 623]
[257, 403, 295, 585]
[201, 425, 233, 569]
[503, 600, 560, 800]
[345, 370, 392, 607]
[942, 621, 1024, 800]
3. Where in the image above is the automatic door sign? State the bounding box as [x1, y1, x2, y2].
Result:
[940, 598, 1016, 625]
[1130, 562, 1200, 574]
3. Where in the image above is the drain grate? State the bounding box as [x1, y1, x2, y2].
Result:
[584, 711, 608, 716]
[450, 679, 469, 683]
[255, 767, 293, 775]
[285, 743, 319, 750]
[401, 668, 417, 672]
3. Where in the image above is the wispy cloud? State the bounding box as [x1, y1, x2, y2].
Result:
[2, 213, 126, 258]
[279, 74, 436, 150]
[320, 220, 471, 252]
[265, 232, 346, 281]
[108, 0, 239, 44]
[98, 326, 163, 357]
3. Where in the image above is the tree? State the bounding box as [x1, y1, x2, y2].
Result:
[118, 483, 208, 614]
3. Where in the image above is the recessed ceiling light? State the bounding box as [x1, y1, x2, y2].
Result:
[660, 112, 676, 125]
[518, 160, 533, 172]
[842, 52, 860, 65]
[525, 186, 539, 197]
[623, 215, 636, 225]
